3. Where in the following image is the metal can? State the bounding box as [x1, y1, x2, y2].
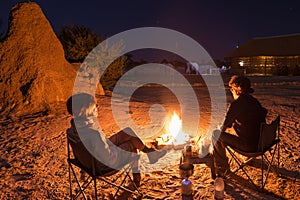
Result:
[181, 178, 193, 196]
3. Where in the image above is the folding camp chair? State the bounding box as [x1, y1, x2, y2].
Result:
[225, 115, 280, 191]
[67, 133, 142, 199]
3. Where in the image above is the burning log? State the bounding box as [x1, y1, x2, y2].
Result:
[153, 133, 192, 150]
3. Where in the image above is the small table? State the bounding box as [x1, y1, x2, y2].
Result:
[180, 152, 216, 179]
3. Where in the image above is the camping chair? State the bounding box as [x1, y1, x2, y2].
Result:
[67, 133, 142, 199]
[225, 115, 281, 191]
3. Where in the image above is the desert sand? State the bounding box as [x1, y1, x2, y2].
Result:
[0, 76, 299, 199]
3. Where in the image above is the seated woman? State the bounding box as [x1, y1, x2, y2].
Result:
[66, 93, 166, 186]
[213, 75, 267, 177]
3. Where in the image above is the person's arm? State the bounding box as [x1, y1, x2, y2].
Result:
[254, 97, 268, 121]
[222, 101, 240, 131]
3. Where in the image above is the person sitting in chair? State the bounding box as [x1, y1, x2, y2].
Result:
[66, 93, 167, 186]
[213, 75, 267, 177]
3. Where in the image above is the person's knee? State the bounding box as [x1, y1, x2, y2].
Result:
[123, 127, 135, 135]
[118, 142, 137, 153]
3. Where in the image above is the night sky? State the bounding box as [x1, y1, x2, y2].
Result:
[1, 0, 300, 60]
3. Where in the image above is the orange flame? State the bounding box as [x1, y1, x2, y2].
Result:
[155, 112, 191, 148]
[168, 112, 182, 138]
[168, 112, 190, 145]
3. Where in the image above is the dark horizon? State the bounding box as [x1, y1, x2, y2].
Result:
[1, 0, 300, 60]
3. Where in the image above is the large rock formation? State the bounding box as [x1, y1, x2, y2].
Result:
[0, 2, 77, 117]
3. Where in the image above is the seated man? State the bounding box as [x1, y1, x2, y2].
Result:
[213, 75, 267, 177]
[66, 93, 167, 186]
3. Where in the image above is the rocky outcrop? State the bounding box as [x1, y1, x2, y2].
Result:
[0, 2, 77, 117]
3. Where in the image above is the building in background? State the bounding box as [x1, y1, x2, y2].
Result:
[225, 34, 300, 76]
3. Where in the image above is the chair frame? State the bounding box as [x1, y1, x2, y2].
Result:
[225, 115, 281, 191]
[67, 136, 142, 199]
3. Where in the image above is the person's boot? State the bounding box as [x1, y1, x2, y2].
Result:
[146, 149, 167, 164]
[132, 173, 141, 187]
[142, 146, 167, 164]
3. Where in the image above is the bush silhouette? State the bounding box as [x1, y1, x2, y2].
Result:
[100, 56, 127, 90]
[58, 25, 102, 62]
[58, 25, 127, 90]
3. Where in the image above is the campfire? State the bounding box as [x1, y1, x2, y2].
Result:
[152, 111, 214, 156]
[153, 112, 193, 150]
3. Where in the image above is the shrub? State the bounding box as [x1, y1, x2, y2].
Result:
[83, 40, 127, 91]
[57, 25, 102, 62]
[100, 56, 127, 90]
[58, 25, 127, 90]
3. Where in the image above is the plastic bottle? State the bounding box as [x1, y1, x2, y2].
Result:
[214, 177, 225, 200]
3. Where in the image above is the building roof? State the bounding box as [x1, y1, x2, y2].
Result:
[225, 33, 300, 58]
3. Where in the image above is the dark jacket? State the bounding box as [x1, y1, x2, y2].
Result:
[67, 118, 132, 174]
[223, 94, 267, 146]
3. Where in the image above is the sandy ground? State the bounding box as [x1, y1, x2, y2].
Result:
[0, 76, 300, 199]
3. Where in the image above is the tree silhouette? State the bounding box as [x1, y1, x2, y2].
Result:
[57, 25, 102, 62]
[57, 24, 127, 90]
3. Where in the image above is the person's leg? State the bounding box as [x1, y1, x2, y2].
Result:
[108, 127, 145, 150]
[131, 158, 141, 187]
[109, 127, 167, 164]
[112, 141, 141, 187]
[212, 130, 241, 175]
